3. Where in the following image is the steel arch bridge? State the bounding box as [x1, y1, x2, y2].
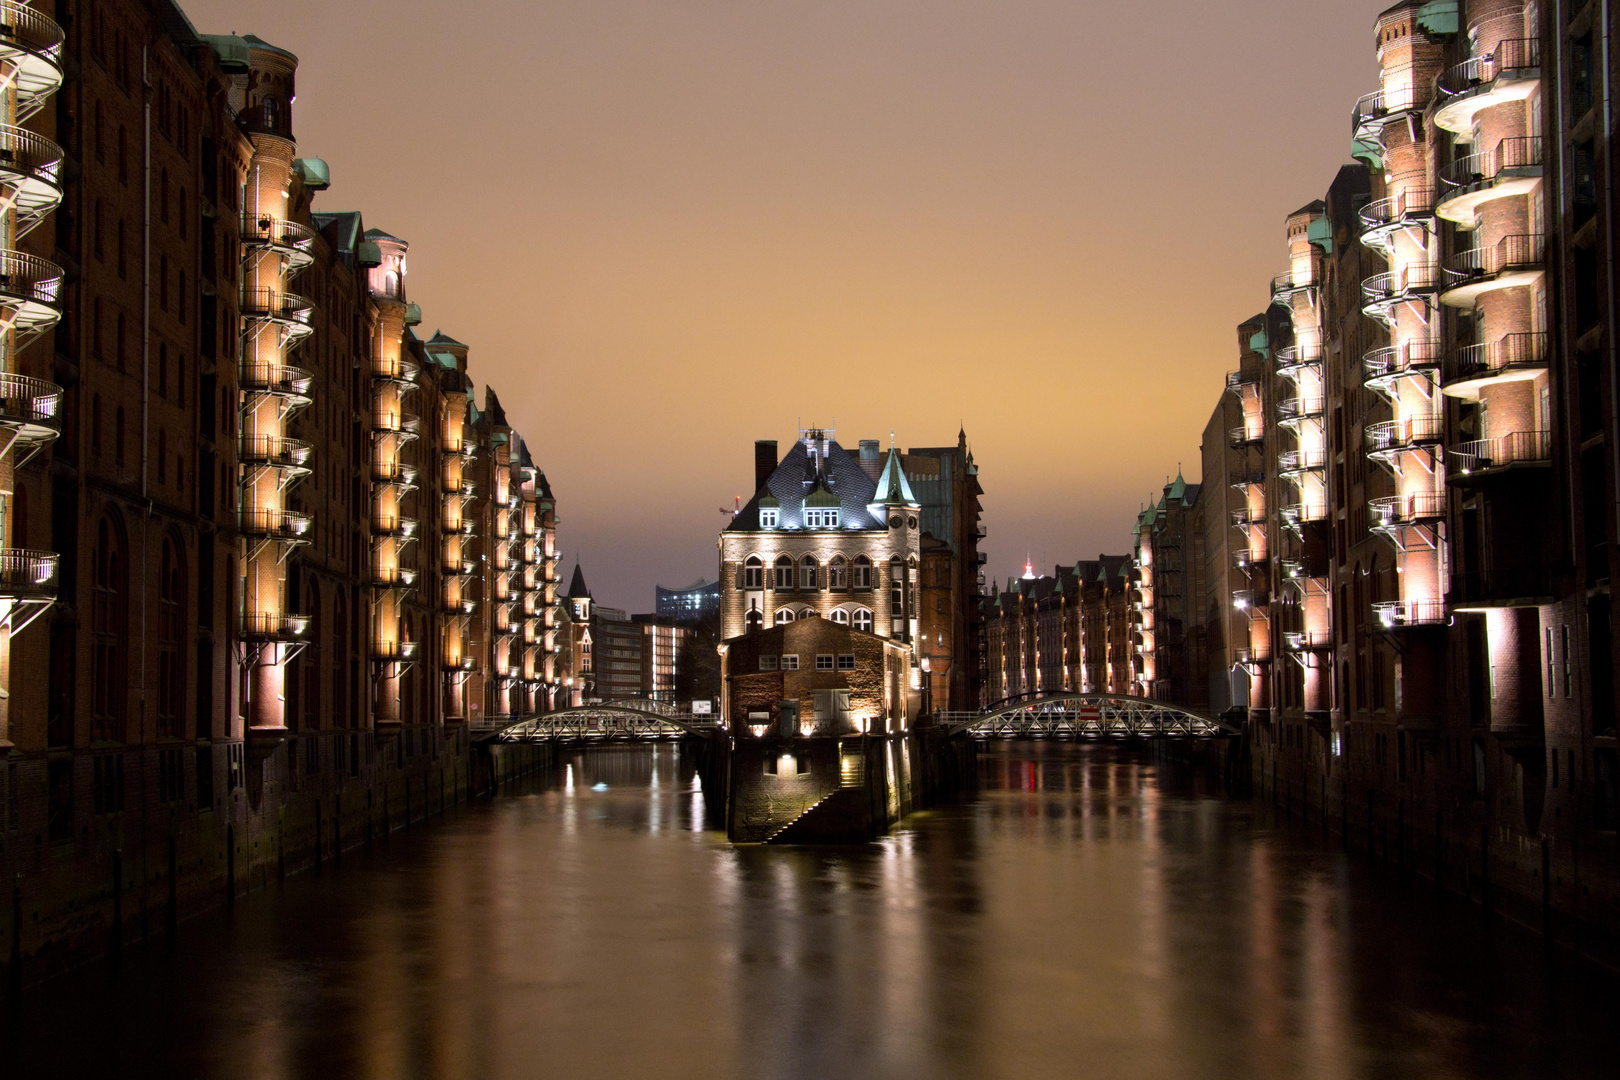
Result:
[935, 694, 1239, 740]
[489, 700, 719, 743]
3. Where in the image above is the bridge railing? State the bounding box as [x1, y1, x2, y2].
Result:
[938, 694, 1239, 738]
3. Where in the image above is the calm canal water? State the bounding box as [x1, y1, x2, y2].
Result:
[5, 742, 1619, 1079]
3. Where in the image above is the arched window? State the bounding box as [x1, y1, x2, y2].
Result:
[157, 428, 167, 483]
[91, 394, 102, 455]
[798, 608, 818, 620]
[332, 592, 348, 730]
[744, 555, 764, 590]
[831, 608, 850, 625]
[157, 534, 185, 739]
[829, 555, 848, 590]
[302, 585, 321, 730]
[263, 97, 277, 128]
[854, 608, 874, 633]
[91, 513, 128, 742]
[775, 608, 795, 625]
[115, 405, 126, 465]
[799, 555, 818, 591]
[774, 554, 794, 590]
[854, 555, 872, 590]
[889, 556, 904, 626]
[745, 609, 764, 634]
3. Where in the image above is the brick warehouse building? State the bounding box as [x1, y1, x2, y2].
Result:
[718, 429, 936, 731]
[0, 1, 563, 978]
[1119, 0, 1620, 959]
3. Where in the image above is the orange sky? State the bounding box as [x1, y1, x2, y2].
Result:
[183, 0, 1390, 611]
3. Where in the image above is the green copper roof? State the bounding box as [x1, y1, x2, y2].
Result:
[1417, 1, 1459, 35]
[805, 481, 841, 508]
[1166, 468, 1187, 502]
[871, 447, 918, 508]
[293, 158, 330, 190]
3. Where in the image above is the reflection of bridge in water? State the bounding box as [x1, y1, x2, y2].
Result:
[936, 694, 1239, 740]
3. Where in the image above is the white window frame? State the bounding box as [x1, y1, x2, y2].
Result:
[775, 608, 795, 625]
[805, 508, 839, 529]
[759, 654, 779, 671]
[744, 556, 764, 590]
[774, 556, 794, 589]
[759, 509, 778, 529]
[831, 608, 850, 625]
[781, 654, 800, 671]
[853, 608, 874, 633]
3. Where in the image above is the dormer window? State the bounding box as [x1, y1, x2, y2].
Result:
[759, 508, 779, 529]
[805, 508, 840, 529]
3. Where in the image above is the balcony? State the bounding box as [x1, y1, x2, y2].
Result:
[371, 567, 419, 588]
[1365, 415, 1444, 460]
[1233, 646, 1272, 668]
[1371, 599, 1447, 629]
[0, 548, 57, 601]
[240, 214, 318, 272]
[1226, 368, 1262, 394]
[240, 611, 311, 643]
[371, 411, 421, 441]
[443, 517, 476, 536]
[1363, 341, 1441, 398]
[1448, 568, 1556, 610]
[441, 596, 476, 617]
[1278, 449, 1327, 478]
[1274, 345, 1323, 382]
[372, 640, 420, 662]
[1441, 233, 1544, 307]
[1435, 38, 1541, 136]
[1361, 263, 1441, 324]
[1357, 186, 1435, 255]
[1369, 491, 1445, 530]
[1277, 395, 1325, 428]
[372, 354, 422, 385]
[239, 433, 314, 472]
[442, 475, 475, 496]
[0, 125, 63, 236]
[442, 558, 475, 577]
[239, 506, 313, 543]
[371, 513, 419, 539]
[1234, 549, 1268, 574]
[1351, 70, 1434, 143]
[239, 360, 313, 405]
[240, 287, 314, 340]
[1229, 425, 1264, 449]
[0, 371, 62, 446]
[1270, 270, 1316, 306]
[1231, 505, 1265, 528]
[1233, 588, 1267, 613]
[1229, 468, 1265, 490]
[1284, 630, 1332, 652]
[1441, 332, 1547, 400]
[1437, 137, 1544, 227]
[0, 249, 64, 336]
[1281, 501, 1328, 530]
[0, 2, 65, 112]
[1449, 430, 1552, 478]
[371, 461, 419, 486]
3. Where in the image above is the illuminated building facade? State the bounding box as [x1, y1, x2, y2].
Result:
[0, 1, 562, 979]
[718, 429, 924, 730]
[982, 557, 1137, 704]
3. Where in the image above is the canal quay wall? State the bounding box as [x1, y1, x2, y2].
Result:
[1, 731, 554, 989]
[703, 730, 976, 844]
[1249, 724, 1620, 972]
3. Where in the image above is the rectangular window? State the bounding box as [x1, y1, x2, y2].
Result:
[805, 509, 839, 529]
[759, 509, 778, 528]
[1548, 627, 1557, 698]
[837, 654, 855, 670]
[1563, 625, 1574, 698]
[759, 654, 778, 671]
[781, 654, 799, 671]
[816, 654, 834, 671]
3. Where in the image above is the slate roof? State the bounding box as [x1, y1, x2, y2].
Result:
[566, 563, 591, 599]
[727, 437, 889, 532]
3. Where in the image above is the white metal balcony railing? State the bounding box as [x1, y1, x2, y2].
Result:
[239, 433, 314, 469]
[1365, 415, 1445, 455]
[1450, 431, 1553, 474]
[0, 547, 58, 599]
[239, 506, 313, 542]
[1369, 492, 1446, 527]
[1372, 599, 1447, 629]
[1363, 341, 1442, 387]
[0, 1, 66, 114]
[1442, 332, 1548, 389]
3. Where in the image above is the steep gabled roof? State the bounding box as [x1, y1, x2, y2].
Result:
[871, 447, 920, 510]
[567, 563, 591, 599]
[726, 437, 886, 532]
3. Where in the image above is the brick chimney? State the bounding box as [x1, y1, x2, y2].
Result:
[859, 439, 882, 482]
[754, 440, 778, 492]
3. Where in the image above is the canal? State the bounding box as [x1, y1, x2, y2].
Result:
[4, 742, 1618, 1079]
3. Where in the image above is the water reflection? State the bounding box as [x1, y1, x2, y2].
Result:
[4, 744, 1618, 1080]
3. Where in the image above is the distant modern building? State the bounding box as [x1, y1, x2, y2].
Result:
[591, 607, 644, 702]
[635, 617, 694, 703]
[655, 579, 720, 624]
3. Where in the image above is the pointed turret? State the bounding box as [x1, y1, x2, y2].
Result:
[869, 447, 919, 513]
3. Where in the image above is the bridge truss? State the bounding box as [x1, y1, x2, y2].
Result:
[489, 700, 718, 743]
[935, 694, 1239, 740]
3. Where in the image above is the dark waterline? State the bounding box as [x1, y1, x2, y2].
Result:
[4, 743, 1617, 1080]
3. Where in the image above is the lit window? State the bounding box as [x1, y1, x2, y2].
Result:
[837, 654, 855, 670]
[805, 508, 840, 529]
[744, 556, 763, 589]
[759, 654, 779, 671]
[816, 654, 834, 671]
[799, 555, 818, 590]
[775, 608, 795, 625]
[759, 508, 779, 529]
[829, 555, 848, 589]
[853, 609, 874, 633]
[853, 555, 872, 589]
[781, 654, 800, 671]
